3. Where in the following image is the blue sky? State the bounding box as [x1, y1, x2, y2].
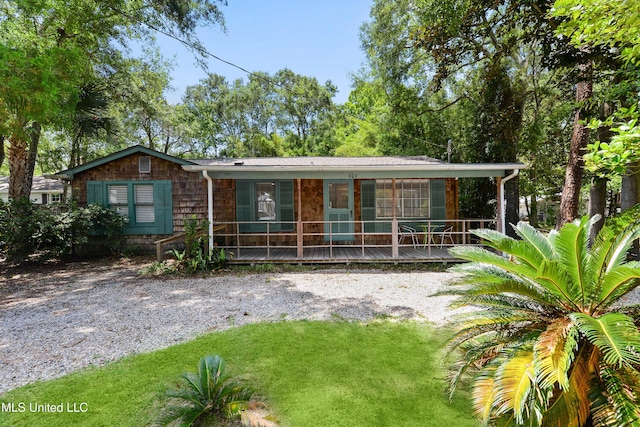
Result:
[158, 0, 373, 104]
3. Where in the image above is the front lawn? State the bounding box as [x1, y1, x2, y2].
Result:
[0, 321, 479, 426]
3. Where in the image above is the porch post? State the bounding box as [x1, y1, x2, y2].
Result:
[202, 170, 214, 254]
[496, 176, 503, 236]
[391, 178, 398, 258]
[296, 178, 303, 258]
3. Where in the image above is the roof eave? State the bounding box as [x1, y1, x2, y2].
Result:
[182, 163, 526, 179]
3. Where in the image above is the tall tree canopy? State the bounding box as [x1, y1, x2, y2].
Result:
[0, 0, 225, 198]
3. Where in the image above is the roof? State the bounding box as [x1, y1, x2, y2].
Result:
[51, 145, 196, 179]
[48, 144, 526, 181]
[0, 176, 64, 193]
[189, 156, 448, 167]
[184, 156, 526, 179]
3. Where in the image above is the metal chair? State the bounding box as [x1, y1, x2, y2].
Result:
[439, 226, 454, 248]
[398, 224, 419, 248]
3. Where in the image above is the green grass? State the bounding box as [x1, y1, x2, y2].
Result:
[0, 321, 479, 427]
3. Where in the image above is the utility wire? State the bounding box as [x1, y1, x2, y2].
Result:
[110, 6, 450, 155]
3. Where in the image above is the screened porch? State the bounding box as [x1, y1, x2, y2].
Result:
[211, 218, 496, 264]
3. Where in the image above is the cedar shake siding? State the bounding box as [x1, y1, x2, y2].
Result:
[70, 152, 206, 252]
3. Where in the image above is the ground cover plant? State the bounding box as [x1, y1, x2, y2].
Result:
[0, 321, 478, 427]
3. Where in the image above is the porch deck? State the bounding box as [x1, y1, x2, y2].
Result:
[210, 218, 494, 265]
[225, 246, 457, 264]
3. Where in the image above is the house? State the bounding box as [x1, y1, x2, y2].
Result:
[0, 176, 65, 204]
[52, 145, 525, 263]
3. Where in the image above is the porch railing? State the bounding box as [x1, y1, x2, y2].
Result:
[209, 218, 496, 261]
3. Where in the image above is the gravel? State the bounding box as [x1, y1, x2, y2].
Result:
[0, 262, 467, 394]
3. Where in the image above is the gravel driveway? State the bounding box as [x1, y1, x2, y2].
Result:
[0, 260, 465, 394]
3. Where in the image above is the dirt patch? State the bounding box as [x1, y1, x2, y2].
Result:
[0, 256, 154, 300]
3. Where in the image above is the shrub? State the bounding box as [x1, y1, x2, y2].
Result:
[0, 198, 125, 262]
[162, 216, 229, 274]
[158, 355, 256, 427]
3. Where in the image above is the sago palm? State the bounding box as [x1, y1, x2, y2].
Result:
[444, 215, 640, 427]
[158, 354, 255, 426]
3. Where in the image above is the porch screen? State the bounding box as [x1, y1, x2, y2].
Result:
[376, 179, 430, 218]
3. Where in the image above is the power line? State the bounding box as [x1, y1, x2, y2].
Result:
[110, 5, 451, 155]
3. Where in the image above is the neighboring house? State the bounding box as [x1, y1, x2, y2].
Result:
[53, 145, 525, 263]
[0, 176, 65, 204]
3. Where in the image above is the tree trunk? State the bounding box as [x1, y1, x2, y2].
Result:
[505, 177, 519, 237]
[587, 101, 615, 242]
[0, 135, 5, 169]
[8, 122, 41, 200]
[529, 194, 539, 227]
[588, 177, 607, 245]
[621, 163, 639, 259]
[556, 59, 593, 229]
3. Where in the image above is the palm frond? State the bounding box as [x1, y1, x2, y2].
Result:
[513, 220, 555, 260]
[534, 318, 578, 391]
[571, 313, 640, 367]
[450, 330, 544, 401]
[492, 352, 536, 424]
[593, 264, 640, 312]
[447, 264, 568, 310]
[536, 260, 582, 311]
[541, 346, 592, 427]
[450, 292, 551, 313]
[449, 245, 541, 282]
[548, 217, 594, 308]
[600, 219, 640, 275]
[472, 366, 498, 426]
[471, 227, 546, 270]
[593, 365, 640, 426]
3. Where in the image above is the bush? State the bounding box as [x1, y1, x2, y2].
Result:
[158, 355, 256, 427]
[162, 216, 229, 274]
[0, 198, 125, 262]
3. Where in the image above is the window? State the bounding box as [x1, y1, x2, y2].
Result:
[135, 185, 155, 223]
[109, 185, 129, 217]
[50, 194, 62, 203]
[236, 180, 294, 232]
[256, 182, 277, 221]
[375, 179, 430, 219]
[139, 156, 151, 173]
[88, 180, 172, 235]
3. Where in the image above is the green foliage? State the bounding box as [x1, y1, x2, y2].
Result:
[181, 69, 337, 158]
[553, 0, 640, 179]
[445, 215, 640, 426]
[158, 354, 256, 427]
[0, 198, 125, 262]
[0, 322, 478, 427]
[158, 217, 228, 274]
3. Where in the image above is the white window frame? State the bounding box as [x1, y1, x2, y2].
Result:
[375, 179, 430, 219]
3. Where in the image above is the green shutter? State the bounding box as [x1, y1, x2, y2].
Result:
[361, 180, 376, 233]
[278, 180, 294, 231]
[430, 179, 446, 221]
[236, 180, 253, 232]
[154, 180, 173, 234]
[87, 181, 104, 205]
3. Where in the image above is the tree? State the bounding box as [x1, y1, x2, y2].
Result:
[445, 215, 640, 426]
[274, 69, 338, 155]
[109, 50, 175, 152]
[0, 0, 225, 199]
[554, 0, 640, 226]
[68, 82, 113, 168]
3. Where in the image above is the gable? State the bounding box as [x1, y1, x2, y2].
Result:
[53, 145, 195, 180]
